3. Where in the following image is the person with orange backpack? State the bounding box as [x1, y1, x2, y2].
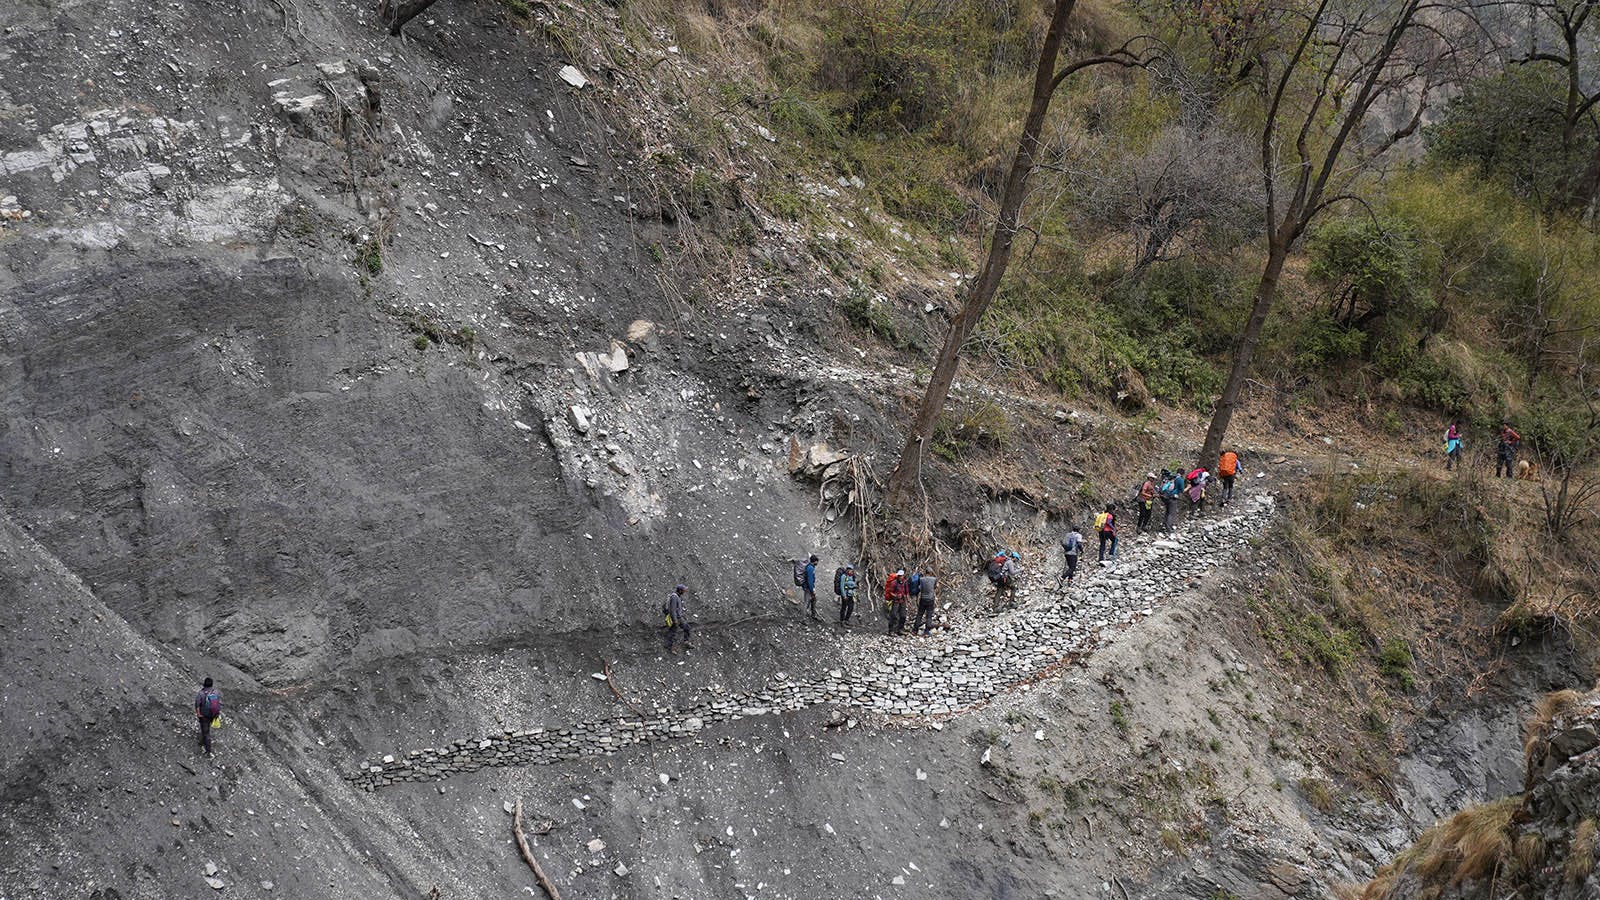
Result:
[1218, 450, 1242, 505]
[884, 569, 910, 636]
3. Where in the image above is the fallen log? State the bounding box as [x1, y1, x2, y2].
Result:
[512, 798, 563, 900]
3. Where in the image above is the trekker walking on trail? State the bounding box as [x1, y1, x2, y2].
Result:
[1060, 524, 1083, 585]
[664, 584, 693, 652]
[1218, 451, 1241, 504]
[1444, 422, 1463, 471]
[1495, 422, 1521, 478]
[1094, 504, 1118, 563]
[985, 550, 1020, 605]
[838, 566, 858, 625]
[1158, 470, 1181, 534]
[794, 555, 819, 619]
[1186, 467, 1209, 519]
[885, 569, 910, 635]
[911, 570, 938, 635]
[1136, 473, 1157, 534]
[195, 677, 221, 757]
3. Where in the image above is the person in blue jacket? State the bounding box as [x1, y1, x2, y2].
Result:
[803, 554, 819, 619]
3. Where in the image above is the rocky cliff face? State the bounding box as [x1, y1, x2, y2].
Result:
[1360, 687, 1600, 899]
[0, 0, 844, 689]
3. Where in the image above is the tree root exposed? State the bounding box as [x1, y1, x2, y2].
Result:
[512, 798, 562, 900]
[600, 658, 643, 715]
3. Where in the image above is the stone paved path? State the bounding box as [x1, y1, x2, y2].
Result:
[348, 495, 1274, 790]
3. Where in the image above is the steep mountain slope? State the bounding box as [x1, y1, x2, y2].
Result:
[1, 2, 1594, 899]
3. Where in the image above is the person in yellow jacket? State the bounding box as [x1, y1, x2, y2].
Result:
[1093, 504, 1118, 563]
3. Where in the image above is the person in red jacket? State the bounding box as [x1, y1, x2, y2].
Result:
[884, 569, 910, 636]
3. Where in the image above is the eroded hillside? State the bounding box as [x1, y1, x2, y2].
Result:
[1, 1, 1597, 899]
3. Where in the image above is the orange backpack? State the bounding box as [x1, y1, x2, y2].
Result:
[1219, 452, 1238, 476]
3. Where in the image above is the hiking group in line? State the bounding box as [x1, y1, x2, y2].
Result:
[754, 448, 1250, 640]
[1444, 420, 1523, 478]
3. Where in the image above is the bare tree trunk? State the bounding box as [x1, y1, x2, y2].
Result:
[883, 0, 1078, 506]
[381, 0, 443, 35]
[1201, 237, 1289, 467]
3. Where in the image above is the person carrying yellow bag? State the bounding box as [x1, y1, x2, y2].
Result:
[194, 677, 222, 757]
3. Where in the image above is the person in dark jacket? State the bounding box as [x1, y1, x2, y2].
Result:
[664, 585, 693, 652]
[1136, 473, 1157, 534]
[803, 555, 819, 619]
[911, 571, 938, 635]
[838, 566, 858, 625]
[1059, 525, 1083, 585]
[1496, 423, 1521, 478]
[195, 677, 222, 756]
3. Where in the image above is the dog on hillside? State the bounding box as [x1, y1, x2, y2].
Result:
[1516, 459, 1540, 481]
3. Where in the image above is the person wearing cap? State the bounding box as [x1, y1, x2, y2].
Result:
[838, 565, 858, 625]
[1136, 472, 1158, 534]
[664, 584, 693, 652]
[885, 568, 911, 635]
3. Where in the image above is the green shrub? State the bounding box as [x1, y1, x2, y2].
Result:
[933, 400, 1012, 458]
[1379, 637, 1416, 691]
[1294, 316, 1365, 368]
[839, 286, 903, 347]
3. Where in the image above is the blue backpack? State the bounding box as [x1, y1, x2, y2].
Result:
[908, 573, 922, 596]
[199, 689, 221, 719]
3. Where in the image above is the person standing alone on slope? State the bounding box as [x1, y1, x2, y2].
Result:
[664, 584, 693, 652]
[195, 677, 222, 757]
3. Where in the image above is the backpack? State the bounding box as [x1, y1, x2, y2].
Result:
[986, 555, 1006, 583]
[199, 689, 221, 719]
[833, 566, 846, 596]
[792, 560, 807, 587]
[1219, 452, 1238, 476]
[908, 573, 922, 596]
[1094, 511, 1110, 533]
